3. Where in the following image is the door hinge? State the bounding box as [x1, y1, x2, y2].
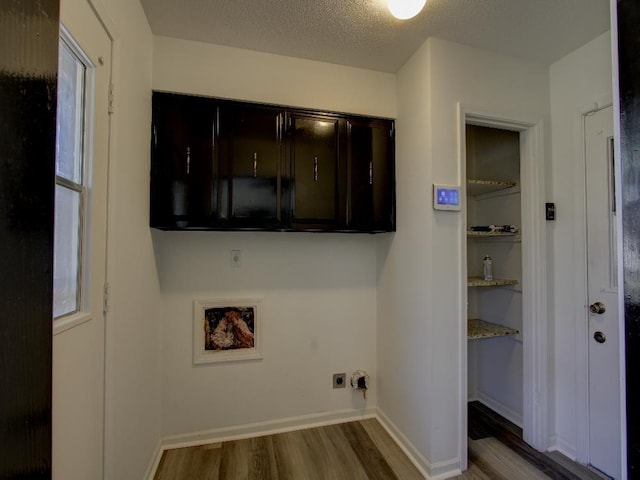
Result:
[103, 282, 111, 314]
[108, 83, 115, 114]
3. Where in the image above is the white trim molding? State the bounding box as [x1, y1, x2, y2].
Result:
[375, 409, 432, 478]
[477, 392, 524, 428]
[548, 434, 578, 461]
[457, 103, 470, 473]
[87, 0, 120, 41]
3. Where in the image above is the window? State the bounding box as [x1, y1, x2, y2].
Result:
[53, 33, 91, 320]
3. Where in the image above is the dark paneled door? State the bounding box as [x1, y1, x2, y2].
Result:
[0, 0, 59, 478]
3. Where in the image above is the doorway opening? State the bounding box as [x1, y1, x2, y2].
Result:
[458, 106, 548, 471]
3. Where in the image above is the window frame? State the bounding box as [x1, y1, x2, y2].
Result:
[53, 26, 97, 335]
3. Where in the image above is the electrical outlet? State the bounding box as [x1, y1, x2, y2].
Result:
[332, 373, 346, 389]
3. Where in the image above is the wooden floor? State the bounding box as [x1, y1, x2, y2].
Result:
[154, 418, 424, 480]
[453, 401, 608, 480]
[155, 404, 609, 480]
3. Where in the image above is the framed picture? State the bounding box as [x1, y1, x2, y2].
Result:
[193, 299, 262, 364]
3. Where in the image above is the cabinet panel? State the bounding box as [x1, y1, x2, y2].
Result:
[347, 119, 395, 232]
[289, 113, 346, 229]
[348, 123, 371, 227]
[219, 103, 284, 228]
[151, 93, 217, 228]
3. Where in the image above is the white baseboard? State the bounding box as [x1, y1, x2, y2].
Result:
[477, 392, 523, 428]
[428, 460, 463, 480]
[547, 434, 577, 460]
[143, 438, 163, 480]
[146, 408, 377, 480]
[374, 409, 431, 478]
[367, 409, 462, 479]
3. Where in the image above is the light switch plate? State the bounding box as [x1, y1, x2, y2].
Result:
[545, 203, 556, 220]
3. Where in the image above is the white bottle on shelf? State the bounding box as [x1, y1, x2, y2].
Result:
[483, 255, 493, 281]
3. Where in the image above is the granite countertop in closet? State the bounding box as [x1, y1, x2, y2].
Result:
[468, 318, 519, 339]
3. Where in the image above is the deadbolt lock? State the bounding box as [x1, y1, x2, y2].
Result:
[589, 302, 606, 314]
[594, 331, 606, 343]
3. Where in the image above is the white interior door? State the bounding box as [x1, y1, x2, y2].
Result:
[585, 105, 621, 479]
[52, 0, 111, 478]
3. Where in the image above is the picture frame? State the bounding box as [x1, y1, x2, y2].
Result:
[193, 299, 262, 364]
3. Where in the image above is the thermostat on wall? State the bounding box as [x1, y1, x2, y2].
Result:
[433, 184, 461, 211]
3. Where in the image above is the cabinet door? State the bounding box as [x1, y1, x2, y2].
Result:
[288, 112, 346, 229]
[219, 103, 284, 229]
[347, 118, 395, 232]
[151, 93, 218, 228]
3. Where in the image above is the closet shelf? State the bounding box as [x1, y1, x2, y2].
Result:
[467, 179, 517, 196]
[468, 318, 519, 340]
[467, 277, 519, 287]
[467, 230, 519, 238]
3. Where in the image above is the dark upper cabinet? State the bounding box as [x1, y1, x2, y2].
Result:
[218, 103, 285, 229]
[151, 92, 218, 229]
[150, 92, 395, 233]
[347, 118, 395, 232]
[287, 112, 347, 230]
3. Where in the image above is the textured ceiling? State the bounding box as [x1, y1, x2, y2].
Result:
[140, 0, 610, 73]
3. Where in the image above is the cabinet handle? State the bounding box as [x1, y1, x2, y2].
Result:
[253, 152, 258, 178]
[313, 156, 318, 182]
[369, 161, 373, 185]
[186, 147, 191, 175]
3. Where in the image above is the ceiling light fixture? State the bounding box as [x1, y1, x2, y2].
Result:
[387, 0, 427, 20]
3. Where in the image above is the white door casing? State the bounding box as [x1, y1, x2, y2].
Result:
[459, 105, 548, 470]
[52, 0, 111, 478]
[584, 105, 622, 479]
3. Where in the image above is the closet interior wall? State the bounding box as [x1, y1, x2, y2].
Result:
[466, 124, 524, 426]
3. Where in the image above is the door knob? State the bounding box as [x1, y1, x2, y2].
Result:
[594, 331, 606, 343]
[589, 302, 606, 314]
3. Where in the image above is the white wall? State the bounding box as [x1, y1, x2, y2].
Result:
[154, 232, 378, 435]
[152, 36, 396, 438]
[548, 32, 613, 459]
[153, 36, 396, 118]
[376, 39, 434, 469]
[97, 1, 163, 478]
[378, 37, 550, 475]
